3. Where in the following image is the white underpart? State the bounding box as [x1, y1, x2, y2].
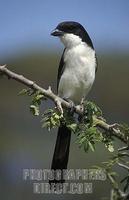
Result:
[58, 33, 96, 104]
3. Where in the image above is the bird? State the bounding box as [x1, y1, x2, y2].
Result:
[50, 21, 97, 185]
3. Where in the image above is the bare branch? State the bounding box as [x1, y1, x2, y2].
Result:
[0, 65, 128, 144]
[0, 65, 73, 111]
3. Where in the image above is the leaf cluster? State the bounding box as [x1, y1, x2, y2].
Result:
[19, 88, 129, 200]
[95, 148, 129, 200]
[19, 88, 46, 116]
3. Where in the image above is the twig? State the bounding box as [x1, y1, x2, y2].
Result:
[0, 65, 74, 111]
[118, 152, 129, 157]
[93, 116, 128, 143]
[0, 65, 128, 144]
[118, 146, 129, 152]
[118, 163, 129, 171]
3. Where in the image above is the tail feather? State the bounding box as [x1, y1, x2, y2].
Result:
[50, 125, 71, 184]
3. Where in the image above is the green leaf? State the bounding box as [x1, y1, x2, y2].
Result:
[41, 108, 62, 130]
[67, 123, 77, 132]
[30, 105, 39, 116]
[119, 123, 129, 137]
[84, 143, 89, 152]
[106, 144, 114, 152]
[32, 93, 44, 105]
[88, 141, 95, 152]
[18, 89, 28, 95]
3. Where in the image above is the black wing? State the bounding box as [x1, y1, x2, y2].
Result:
[57, 48, 66, 91]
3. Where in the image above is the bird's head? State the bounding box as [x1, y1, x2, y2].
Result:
[51, 21, 94, 49]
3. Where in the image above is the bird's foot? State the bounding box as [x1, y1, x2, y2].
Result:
[80, 97, 85, 112]
[55, 97, 63, 116]
[76, 98, 85, 113]
[77, 98, 85, 122]
[63, 98, 75, 114]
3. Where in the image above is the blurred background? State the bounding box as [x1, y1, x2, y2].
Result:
[0, 0, 129, 199]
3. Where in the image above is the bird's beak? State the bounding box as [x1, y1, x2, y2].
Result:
[51, 29, 64, 36]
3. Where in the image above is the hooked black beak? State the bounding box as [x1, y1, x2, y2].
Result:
[51, 29, 64, 36]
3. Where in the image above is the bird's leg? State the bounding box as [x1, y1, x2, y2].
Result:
[80, 97, 85, 112]
[77, 97, 85, 122]
[76, 97, 85, 113]
[63, 98, 75, 114]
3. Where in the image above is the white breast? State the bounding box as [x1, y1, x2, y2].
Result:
[58, 36, 96, 104]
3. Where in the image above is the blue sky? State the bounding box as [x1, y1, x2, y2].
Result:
[0, 0, 129, 58]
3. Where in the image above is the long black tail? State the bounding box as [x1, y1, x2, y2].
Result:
[49, 125, 71, 184]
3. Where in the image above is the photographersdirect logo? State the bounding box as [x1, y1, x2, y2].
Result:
[23, 168, 106, 194]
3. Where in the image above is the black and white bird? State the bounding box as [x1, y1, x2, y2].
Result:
[50, 21, 97, 184]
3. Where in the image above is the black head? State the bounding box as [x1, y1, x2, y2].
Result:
[51, 21, 94, 49]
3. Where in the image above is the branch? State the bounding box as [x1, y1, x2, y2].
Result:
[94, 117, 128, 143]
[118, 163, 129, 171]
[118, 146, 129, 151]
[0, 65, 128, 144]
[0, 65, 76, 111]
